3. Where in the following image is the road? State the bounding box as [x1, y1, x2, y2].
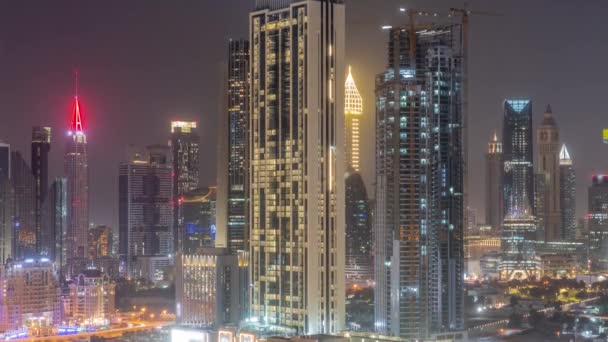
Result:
[15, 321, 172, 341]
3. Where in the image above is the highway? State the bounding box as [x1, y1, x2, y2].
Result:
[15, 321, 172, 341]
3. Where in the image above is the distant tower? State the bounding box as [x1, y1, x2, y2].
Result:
[43, 177, 68, 277]
[588, 175, 608, 260]
[216, 39, 249, 253]
[486, 130, 503, 231]
[0, 142, 11, 263]
[11, 151, 36, 259]
[345, 66, 363, 172]
[65, 74, 89, 272]
[537, 105, 561, 241]
[170, 121, 199, 253]
[345, 171, 372, 286]
[31, 126, 51, 254]
[559, 145, 576, 240]
[502, 99, 533, 218]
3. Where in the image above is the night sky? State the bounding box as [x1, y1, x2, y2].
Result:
[0, 0, 607, 229]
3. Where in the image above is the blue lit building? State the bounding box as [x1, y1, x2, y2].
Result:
[180, 187, 217, 254]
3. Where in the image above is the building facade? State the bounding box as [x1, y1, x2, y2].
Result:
[89, 225, 113, 260]
[537, 105, 561, 241]
[0, 259, 62, 333]
[345, 172, 372, 286]
[502, 100, 534, 219]
[65, 94, 89, 269]
[67, 269, 115, 326]
[31, 126, 51, 254]
[374, 24, 465, 339]
[486, 131, 503, 231]
[170, 121, 200, 253]
[11, 151, 36, 259]
[175, 249, 248, 327]
[42, 178, 68, 277]
[181, 187, 217, 254]
[345, 66, 363, 172]
[559, 144, 576, 241]
[119, 147, 173, 280]
[217, 40, 249, 253]
[249, 0, 346, 334]
[588, 174, 608, 263]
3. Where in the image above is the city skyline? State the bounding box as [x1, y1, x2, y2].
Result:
[1, 1, 607, 228]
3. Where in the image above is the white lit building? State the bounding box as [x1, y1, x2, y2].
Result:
[67, 269, 115, 326]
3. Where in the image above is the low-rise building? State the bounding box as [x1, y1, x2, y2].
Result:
[67, 269, 115, 326]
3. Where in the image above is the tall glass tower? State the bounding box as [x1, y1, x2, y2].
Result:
[249, 0, 345, 334]
[486, 130, 503, 231]
[502, 100, 534, 218]
[374, 24, 465, 339]
[223, 39, 249, 253]
[345, 66, 363, 172]
[31, 126, 51, 254]
[559, 144, 576, 241]
[65, 90, 89, 271]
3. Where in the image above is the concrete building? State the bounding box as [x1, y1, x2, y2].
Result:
[486, 130, 503, 231]
[0, 258, 62, 333]
[67, 269, 115, 326]
[536, 105, 561, 241]
[248, 0, 345, 334]
[559, 144, 576, 241]
[175, 249, 248, 327]
[89, 225, 113, 260]
[374, 24, 465, 338]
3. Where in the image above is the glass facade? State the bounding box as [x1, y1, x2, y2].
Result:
[31, 126, 51, 254]
[559, 144, 576, 241]
[588, 175, 608, 263]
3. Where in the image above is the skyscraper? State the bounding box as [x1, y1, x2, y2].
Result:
[0, 142, 10, 179]
[249, 0, 345, 334]
[65, 90, 89, 268]
[42, 178, 67, 276]
[537, 105, 561, 241]
[345, 172, 372, 286]
[374, 24, 465, 339]
[170, 121, 199, 253]
[559, 144, 576, 241]
[217, 39, 249, 253]
[486, 130, 503, 231]
[11, 151, 36, 259]
[31, 126, 51, 253]
[119, 146, 173, 279]
[181, 187, 217, 254]
[0, 172, 12, 264]
[503, 100, 534, 218]
[345, 66, 363, 172]
[588, 174, 608, 262]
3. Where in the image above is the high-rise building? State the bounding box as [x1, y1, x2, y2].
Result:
[11, 151, 36, 259]
[486, 130, 503, 231]
[175, 248, 248, 327]
[537, 105, 561, 241]
[0, 258, 62, 333]
[0, 175, 12, 264]
[499, 216, 540, 281]
[249, 0, 345, 334]
[0, 142, 9, 180]
[217, 40, 249, 254]
[588, 174, 608, 262]
[65, 91, 89, 268]
[345, 171, 372, 286]
[31, 126, 51, 253]
[66, 269, 115, 326]
[42, 178, 68, 277]
[89, 225, 113, 260]
[374, 24, 465, 339]
[534, 173, 546, 241]
[560, 144, 576, 241]
[502, 100, 534, 218]
[119, 146, 173, 280]
[345, 66, 363, 172]
[180, 187, 216, 254]
[170, 121, 200, 254]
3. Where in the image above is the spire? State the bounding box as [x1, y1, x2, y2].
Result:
[492, 129, 498, 142]
[560, 144, 572, 165]
[70, 69, 84, 133]
[545, 104, 552, 114]
[542, 103, 556, 126]
[345, 65, 362, 115]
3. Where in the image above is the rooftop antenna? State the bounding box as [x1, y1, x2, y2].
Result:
[74, 68, 79, 98]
